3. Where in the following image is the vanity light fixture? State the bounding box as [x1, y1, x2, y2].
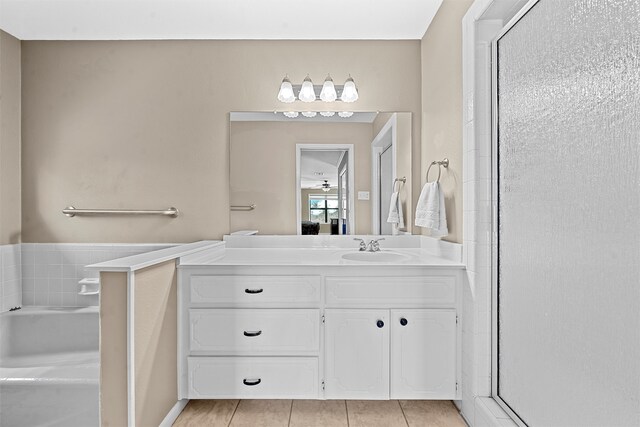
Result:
[298, 75, 317, 103]
[340, 75, 359, 103]
[301, 111, 317, 118]
[320, 111, 336, 117]
[283, 111, 299, 118]
[277, 76, 296, 103]
[338, 111, 354, 118]
[276, 74, 359, 103]
[319, 75, 337, 102]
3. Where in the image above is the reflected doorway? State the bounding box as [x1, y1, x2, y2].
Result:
[296, 144, 355, 235]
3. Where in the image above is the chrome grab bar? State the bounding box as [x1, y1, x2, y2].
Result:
[231, 204, 256, 211]
[62, 206, 179, 218]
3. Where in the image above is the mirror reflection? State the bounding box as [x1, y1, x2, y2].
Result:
[230, 112, 412, 235]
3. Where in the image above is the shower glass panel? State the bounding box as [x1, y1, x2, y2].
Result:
[496, 1, 640, 426]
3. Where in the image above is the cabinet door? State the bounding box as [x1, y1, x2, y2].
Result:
[390, 309, 457, 399]
[324, 309, 389, 399]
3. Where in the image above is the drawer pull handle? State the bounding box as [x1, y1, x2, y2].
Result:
[376, 320, 384, 328]
[243, 330, 262, 337]
[400, 318, 408, 326]
[243, 378, 261, 386]
[245, 288, 264, 294]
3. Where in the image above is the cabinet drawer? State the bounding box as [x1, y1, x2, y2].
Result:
[187, 357, 319, 399]
[189, 275, 320, 306]
[189, 309, 319, 355]
[325, 276, 456, 308]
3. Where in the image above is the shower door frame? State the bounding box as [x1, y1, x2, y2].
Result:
[490, 0, 542, 425]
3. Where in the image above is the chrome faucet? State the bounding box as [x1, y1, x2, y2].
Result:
[354, 237, 385, 252]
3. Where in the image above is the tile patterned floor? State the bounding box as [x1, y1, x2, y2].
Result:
[173, 400, 467, 427]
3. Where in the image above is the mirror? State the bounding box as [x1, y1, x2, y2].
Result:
[230, 111, 412, 235]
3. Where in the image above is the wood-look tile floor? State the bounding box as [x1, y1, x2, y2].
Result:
[173, 400, 467, 427]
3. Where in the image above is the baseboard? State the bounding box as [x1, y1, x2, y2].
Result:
[474, 397, 517, 427]
[159, 399, 189, 427]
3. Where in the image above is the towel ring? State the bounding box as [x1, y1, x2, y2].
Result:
[426, 158, 450, 183]
[393, 177, 406, 191]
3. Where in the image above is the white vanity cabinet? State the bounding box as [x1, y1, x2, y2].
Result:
[324, 308, 457, 400]
[178, 265, 462, 401]
[179, 272, 322, 399]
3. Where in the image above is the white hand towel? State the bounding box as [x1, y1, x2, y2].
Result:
[386, 192, 405, 229]
[415, 182, 448, 237]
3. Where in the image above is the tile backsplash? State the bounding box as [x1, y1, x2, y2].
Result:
[0, 244, 22, 312]
[20, 243, 173, 309]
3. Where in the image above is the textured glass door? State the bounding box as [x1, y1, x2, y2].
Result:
[495, 0, 640, 426]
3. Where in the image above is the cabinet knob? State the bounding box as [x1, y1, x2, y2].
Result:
[400, 318, 408, 326]
[243, 330, 262, 337]
[376, 320, 384, 328]
[243, 378, 261, 386]
[245, 288, 263, 294]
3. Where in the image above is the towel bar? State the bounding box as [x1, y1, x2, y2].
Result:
[230, 204, 256, 211]
[62, 206, 179, 218]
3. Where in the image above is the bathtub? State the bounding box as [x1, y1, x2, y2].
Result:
[0, 307, 99, 427]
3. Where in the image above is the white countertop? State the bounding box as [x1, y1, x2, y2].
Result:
[86, 240, 224, 272]
[179, 247, 465, 268]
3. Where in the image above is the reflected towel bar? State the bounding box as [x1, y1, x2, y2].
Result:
[62, 206, 179, 218]
[231, 204, 256, 211]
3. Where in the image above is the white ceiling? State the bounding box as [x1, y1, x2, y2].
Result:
[300, 150, 345, 189]
[0, 0, 443, 41]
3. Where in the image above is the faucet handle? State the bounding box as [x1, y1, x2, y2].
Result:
[370, 237, 385, 252]
[353, 238, 367, 251]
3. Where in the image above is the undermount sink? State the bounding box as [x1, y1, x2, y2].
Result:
[341, 251, 410, 263]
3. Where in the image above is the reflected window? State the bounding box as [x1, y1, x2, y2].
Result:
[308, 194, 339, 224]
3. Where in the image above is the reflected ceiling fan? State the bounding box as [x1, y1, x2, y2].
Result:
[310, 179, 332, 192]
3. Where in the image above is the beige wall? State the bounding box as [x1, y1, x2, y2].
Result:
[134, 260, 177, 427]
[99, 260, 178, 427]
[0, 30, 21, 244]
[301, 188, 338, 234]
[230, 121, 373, 235]
[420, 0, 472, 243]
[99, 271, 128, 427]
[20, 40, 421, 242]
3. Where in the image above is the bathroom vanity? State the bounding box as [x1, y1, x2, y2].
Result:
[177, 239, 463, 401]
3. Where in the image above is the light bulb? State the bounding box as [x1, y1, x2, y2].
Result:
[301, 111, 317, 118]
[320, 74, 337, 102]
[298, 75, 317, 103]
[338, 111, 354, 118]
[340, 75, 358, 103]
[283, 111, 299, 118]
[320, 111, 335, 117]
[277, 76, 296, 103]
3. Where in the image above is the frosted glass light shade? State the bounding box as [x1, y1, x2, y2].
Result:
[340, 76, 358, 102]
[338, 111, 353, 118]
[320, 75, 337, 102]
[301, 111, 317, 118]
[283, 111, 299, 118]
[320, 111, 335, 117]
[277, 76, 296, 103]
[299, 75, 317, 102]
